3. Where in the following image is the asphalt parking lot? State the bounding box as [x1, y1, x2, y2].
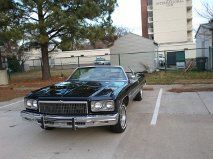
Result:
[0, 85, 212, 159]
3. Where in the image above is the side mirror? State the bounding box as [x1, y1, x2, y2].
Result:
[128, 74, 136, 84]
[137, 73, 145, 78]
[131, 74, 136, 79]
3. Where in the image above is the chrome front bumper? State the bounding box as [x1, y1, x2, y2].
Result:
[21, 110, 118, 129]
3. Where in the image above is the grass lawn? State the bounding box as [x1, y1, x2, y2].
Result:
[10, 69, 213, 85]
[0, 69, 213, 102]
[8, 69, 213, 85]
[0, 69, 71, 102]
[146, 70, 213, 85]
[10, 69, 72, 82]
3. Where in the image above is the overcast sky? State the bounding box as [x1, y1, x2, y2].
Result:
[112, 0, 212, 39]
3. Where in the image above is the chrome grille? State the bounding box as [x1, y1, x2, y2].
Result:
[39, 101, 88, 115]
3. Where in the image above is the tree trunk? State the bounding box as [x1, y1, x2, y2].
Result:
[41, 43, 51, 80]
[37, 1, 51, 80]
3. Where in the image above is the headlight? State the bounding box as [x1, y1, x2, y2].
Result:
[91, 100, 115, 112]
[106, 101, 114, 109]
[26, 100, 32, 107]
[94, 102, 102, 109]
[25, 99, 38, 109]
[32, 100, 38, 107]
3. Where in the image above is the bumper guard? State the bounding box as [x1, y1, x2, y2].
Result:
[21, 110, 118, 129]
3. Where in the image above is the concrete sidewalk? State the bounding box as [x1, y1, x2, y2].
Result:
[0, 85, 212, 159]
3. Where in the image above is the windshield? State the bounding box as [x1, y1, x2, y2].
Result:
[68, 67, 127, 81]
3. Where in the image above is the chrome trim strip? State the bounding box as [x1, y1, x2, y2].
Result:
[38, 101, 87, 104]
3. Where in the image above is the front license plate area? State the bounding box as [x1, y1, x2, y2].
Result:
[44, 118, 76, 130]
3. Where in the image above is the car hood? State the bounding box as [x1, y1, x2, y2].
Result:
[28, 81, 127, 99]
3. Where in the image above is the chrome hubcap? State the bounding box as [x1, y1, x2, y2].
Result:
[120, 105, 127, 129]
[140, 89, 143, 96]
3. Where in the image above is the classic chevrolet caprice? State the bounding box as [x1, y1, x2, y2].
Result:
[21, 66, 145, 133]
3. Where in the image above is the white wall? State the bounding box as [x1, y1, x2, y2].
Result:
[158, 42, 196, 59]
[196, 27, 212, 58]
[110, 33, 157, 72]
[153, 0, 190, 44]
[51, 49, 110, 66]
[196, 25, 213, 70]
[24, 49, 110, 67]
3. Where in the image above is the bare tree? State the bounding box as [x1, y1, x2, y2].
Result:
[115, 27, 131, 38]
[196, 1, 213, 20]
[196, 1, 213, 47]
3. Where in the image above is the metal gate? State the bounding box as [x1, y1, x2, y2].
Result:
[167, 52, 176, 67]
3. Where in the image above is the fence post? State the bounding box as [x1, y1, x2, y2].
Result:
[118, 54, 121, 66]
[210, 46, 213, 71]
[40, 58, 43, 71]
[212, 47, 213, 71]
[77, 56, 80, 67]
[164, 51, 167, 72]
[156, 50, 159, 69]
[7, 69, 11, 81]
[60, 58, 63, 70]
[33, 59, 35, 70]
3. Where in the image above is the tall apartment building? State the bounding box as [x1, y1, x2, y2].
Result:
[141, 0, 195, 60]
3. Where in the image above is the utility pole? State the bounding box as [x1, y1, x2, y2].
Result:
[118, 54, 121, 66]
[210, 19, 213, 47]
[209, 19, 213, 70]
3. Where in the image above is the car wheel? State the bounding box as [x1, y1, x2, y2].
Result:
[110, 104, 127, 133]
[134, 88, 143, 101]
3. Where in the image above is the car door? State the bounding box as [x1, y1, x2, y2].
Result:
[127, 69, 140, 101]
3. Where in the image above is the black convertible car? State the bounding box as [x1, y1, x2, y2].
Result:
[21, 66, 146, 133]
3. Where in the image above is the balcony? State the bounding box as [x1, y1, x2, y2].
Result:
[187, 37, 192, 42]
[147, 5, 153, 11]
[187, 24, 192, 31]
[186, 0, 192, 9]
[187, 12, 192, 19]
[187, 31, 192, 41]
[187, 7, 192, 19]
[148, 17, 153, 23]
[148, 28, 154, 34]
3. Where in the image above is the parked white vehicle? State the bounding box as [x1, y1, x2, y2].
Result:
[158, 54, 165, 67]
[155, 54, 165, 68]
[94, 57, 111, 65]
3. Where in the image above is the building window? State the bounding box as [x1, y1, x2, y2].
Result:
[148, 11, 153, 17]
[148, 23, 153, 28]
[148, 0, 153, 6]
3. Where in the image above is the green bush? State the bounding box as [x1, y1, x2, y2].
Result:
[7, 56, 22, 73]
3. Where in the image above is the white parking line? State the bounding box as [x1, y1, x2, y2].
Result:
[151, 88, 163, 125]
[0, 100, 24, 109]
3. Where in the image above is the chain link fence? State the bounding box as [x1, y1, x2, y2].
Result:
[5, 47, 213, 77]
